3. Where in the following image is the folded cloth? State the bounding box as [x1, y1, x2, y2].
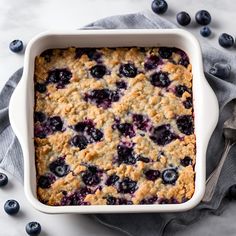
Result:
[1, 10, 236, 236]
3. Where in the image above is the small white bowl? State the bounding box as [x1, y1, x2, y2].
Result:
[9, 29, 219, 214]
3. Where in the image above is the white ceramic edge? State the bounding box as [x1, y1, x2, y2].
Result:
[9, 29, 219, 214]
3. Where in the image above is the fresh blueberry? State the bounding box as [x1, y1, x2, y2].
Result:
[35, 83, 46, 93]
[176, 11, 191, 26]
[117, 145, 136, 165]
[144, 169, 160, 181]
[150, 72, 171, 88]
[218, 33, 235, 48]
[117, 198, 133, 205]
[158, 47, 173, 59]
[209, 63, 231, 79]
[81, 167, 100, 186]
[47, 116, 63, 132]
[137, 155, 150, 163]
[144, 55, 162, 70]
[38, 174, 56, 189]
[4, 200, 20, 215]
[73, 120, 94, 132]
[229, 185, 236, 199]
[90, 65, 107, 79]
[180, 156, 192, 166]
[200, 26, 212, 37]
[25, 222, 41, 236]
[106, 196, 117, 205]
[140, 196, 157, 204]
[40, 49, 53, 62]
[34, 112, 46, 123]
[118, 177, 137, 194]
[195, 10, 211, 25]
[88, 128, 104, 142]
[132, 114, 149, 131]
[49, 157, 70, 177]
[151, 0, 168, 14]
[106, 174, 120, 186]
[175, 85, 189, 97]
[162, 169, 178, 184]
[119, 63, 137, 78]
[0, 173, 8, 187]
[176, 115, 194, 135]
[117, 123, 135, 138]
[150, 124, 177, 146]
[70, 135, 88, 150]
[116, 81, 127, 90]
[183, 97, 193, 109]
[47, 69, 72, 85]
[9, 40, 23, 53]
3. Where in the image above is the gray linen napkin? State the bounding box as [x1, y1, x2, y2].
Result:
[1, 10, 236, 236]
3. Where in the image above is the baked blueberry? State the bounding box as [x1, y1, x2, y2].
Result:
[144, 55, 161, 70]
[117, 123, 135, 137]
[132, 114, 149, 131]
[9, 40, 23, 53]
[47, 116, 63, 132]
[4, 200, 20, 215]
[151, 0, 168, 15]
[38, 174, 56, 189]
[88, 128, 104, 142]
[195, 10, 211, 25]
[158, 47, 172, 59]
[0, 173, 8, 187]
[73, 120, 93, 132]
[176, 115, 194, 135]
[70, 135, 88, 149]
[35, 83, 46, 93]
[116, 80, 127, 90]
[34, 112, 46, 123]
[162, 169, 178, 184]
[90, 65, 107, 79]
[117, 198, 133, 205]
[118, 177, 137, 194]
[180, 156, 192, 166]
[176, 11, 191, 26]
[137, 155, 150, 163]
[117, 145, 136, 165]
[150, 72, 171, 87]
[49, 157, 70, 177]
[76, 48, 101, 61]
[183, 97, 193, 109]
[218, 33, 235, 48]
[200, 26, 212, 37]
[40, 49, 53, 62]
[150, 124, 177, 146]
[209, 63, 231, 79]
[175, 85, 189, 97]
[144, 169, 160, 181]
[140, 196, 157, 204]
[47, 68, 72, 85]
[106, 174, 120, 186]
[81, 167, 100, 186]
[119, 63, 137, 78]
[25, 222, 41, 236]
[106, 196, 117, 205]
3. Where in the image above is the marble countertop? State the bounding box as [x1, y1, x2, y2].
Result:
[0, 0, 236, 235]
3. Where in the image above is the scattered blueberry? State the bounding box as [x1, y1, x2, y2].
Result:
[158, 47, 173, 59]
[176, 115, 194, 135]
[218, 33, 235, 48]
[200, 26, 212, 37]
[180, 156, 192, 167]
[4, 200, 20, 215]
[150, 72, 171, 87]
[116, 123, 135, 137]
[34, 112, 46, 123]
[47, 116, 63, 132]
[162, 169, 178, 184]
[35, 83, 46, 93]
[9, 40, 23, 53]
[106, 175, 120, 186]
[81, 167, 100, 186]
[38, 174, 56, 189]
[119, 63, 137, 78]
[118, 177, 137, 194]
[47, 69, 72, 86]
[137, 155, 150, 163]
[144, 55, 162, 70]
[151, 0, 168, 15]
[183, 97, 193, 109]
[70, 135, 88, 150]
[117, 145, 136, 165]
[40, 49, 53, 62]
[25, 222, 41, 236]
[49, 157, 70, 177]
[195, 10, 211, 25]
[116, 80, 127, 89]
[175, 85, 189, 97]
[140, 196, 157, 204]
[132, 114, 149, 131]
[106, 196, 117, 205]
[228, 185, 236, 199]
[150, 124, 177, 146]
[90, 65, 107, 79]
[0, 173, 8, 187]
[176, 11, 191, 26]
[144, 169, 160, 181]
[209, 63, 231, 79]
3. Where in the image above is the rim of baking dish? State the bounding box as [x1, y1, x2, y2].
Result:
[9, 29, 219, 213]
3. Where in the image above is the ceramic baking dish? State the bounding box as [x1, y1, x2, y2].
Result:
[9, 29, 219, 214]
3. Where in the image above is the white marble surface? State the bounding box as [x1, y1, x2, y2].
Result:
[0, 0, 236, 235]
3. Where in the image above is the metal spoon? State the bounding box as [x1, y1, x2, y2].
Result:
[202, 115, 236, 202]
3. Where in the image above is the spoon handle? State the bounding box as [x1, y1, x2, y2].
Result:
[202, 139, 234, 202]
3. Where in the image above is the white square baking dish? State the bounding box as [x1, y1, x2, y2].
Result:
[9, 29, 219, 214]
